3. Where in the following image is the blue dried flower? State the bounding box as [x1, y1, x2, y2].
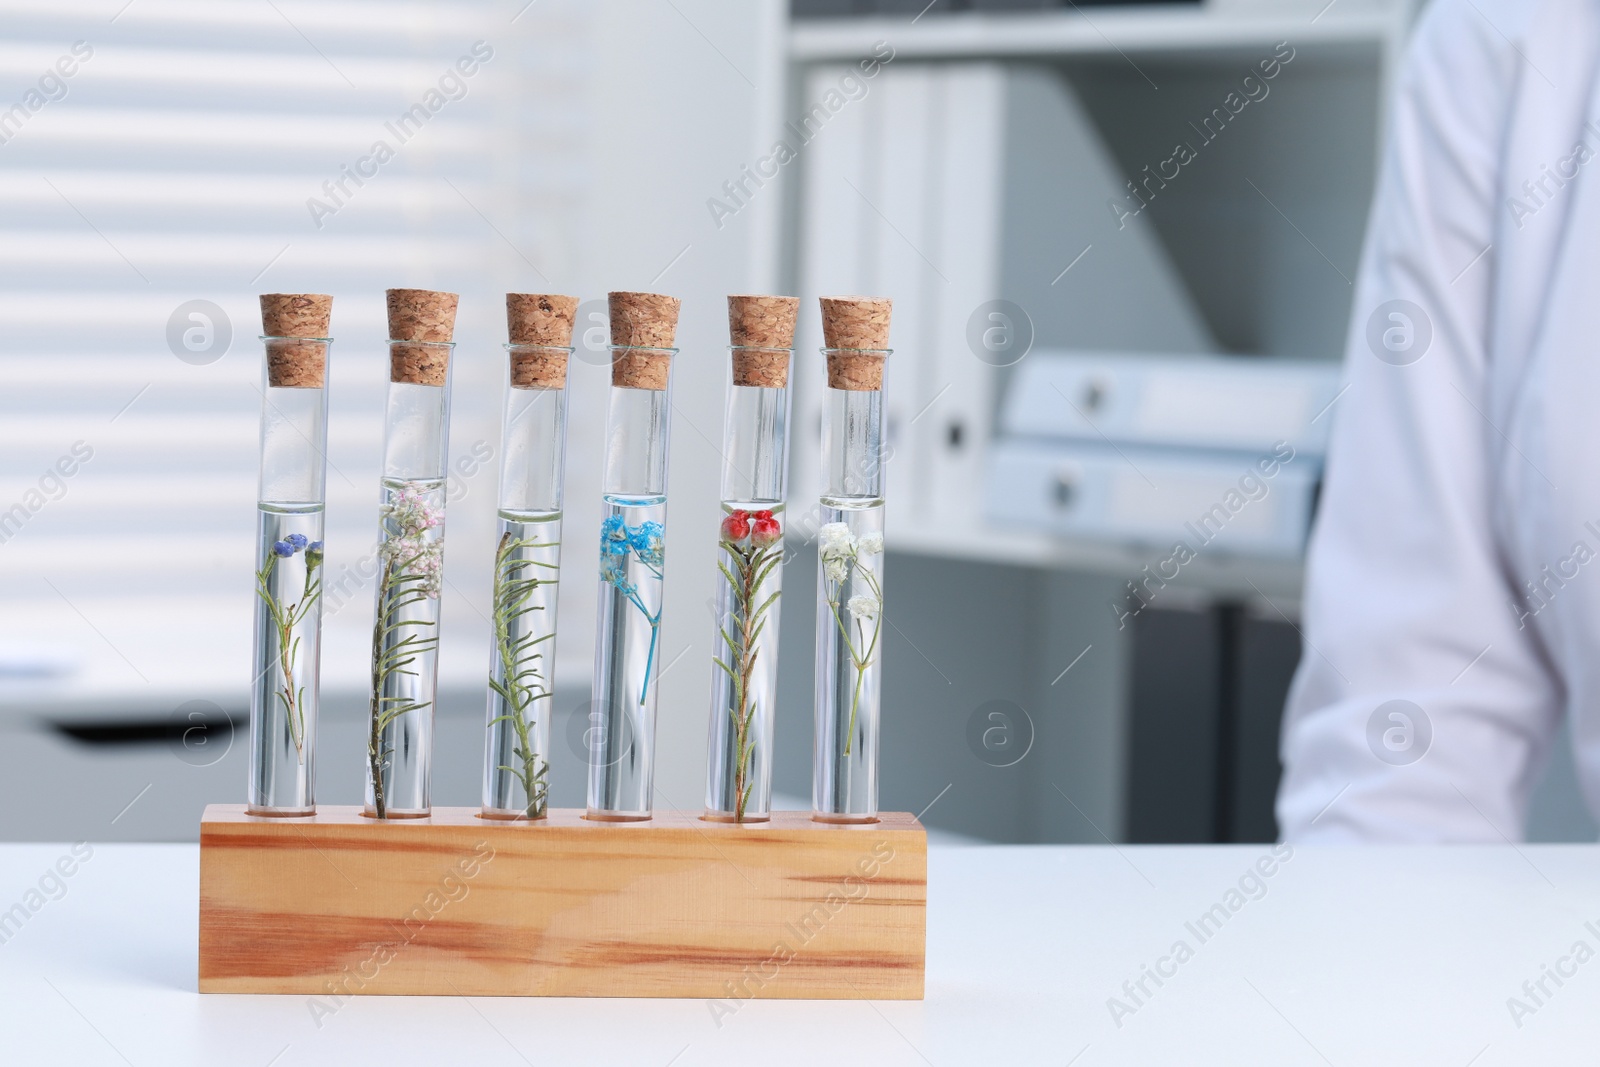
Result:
[601, 515, 631, 555]
[631, 521, 664, 566]
[272, 540, 294, 557]
[286, 533, 308, 550]
[600, 552, 633, 594]
[308, 540, 324, 553]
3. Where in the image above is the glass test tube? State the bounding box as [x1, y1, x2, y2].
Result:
[249, 298, 332, 816]
[588, 339, 676, 820]
[366, 289, 457, 819]
[481, 339, 571, 820]
[813, 344, 891, 823]
[705, 339, 793, 823]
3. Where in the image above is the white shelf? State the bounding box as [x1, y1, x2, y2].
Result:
[790, 1, 1404, 63]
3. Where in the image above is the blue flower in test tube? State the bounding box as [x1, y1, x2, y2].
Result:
[601, 515, 631, 555]
[600, 552, 633, 596]
[599, 516, 635, 595]
[272, 540, 295, 557]
[286, 533, 309, 550]
[598, 514, 664, 702]
[630, 521, 665, 567]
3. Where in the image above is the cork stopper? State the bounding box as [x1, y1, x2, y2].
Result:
[260, 293, 332, 339]
[507, 293, 578, 347]
[259, 294, 332, 389]
[510, 347, 569, 390]
[609, 291, 680, 390]
[729, 295, 798, 348]
[506, 293, 577, 390]
[609, 291, 680, 347]
[386, 288, 458, 386]
[820, 296, 892, 391]
[265, 339, 328, 389]
[729, 295, 797, 388]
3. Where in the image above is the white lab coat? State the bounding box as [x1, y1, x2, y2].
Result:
[1278, 0, 1600, 841]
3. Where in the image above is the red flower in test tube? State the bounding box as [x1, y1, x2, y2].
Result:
[750, 511, 781, 547]
[712, 505, 784, 823]
[721, 509, 750, 542]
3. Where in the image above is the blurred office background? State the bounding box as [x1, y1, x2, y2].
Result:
[0, 0, 1590, 843]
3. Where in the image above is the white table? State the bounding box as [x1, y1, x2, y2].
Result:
[2, 841, 1596, 1064]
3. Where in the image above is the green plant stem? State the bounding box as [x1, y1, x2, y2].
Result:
[367, 558, 396, 820]
[256, 550, 321, 765]
[368, 554, 438, 820]
[715, 538, 781, 822]
[825, 557, 881, 757]
[488, 531, 557, 819]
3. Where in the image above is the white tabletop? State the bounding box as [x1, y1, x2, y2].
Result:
[2, 841, 1596, 1065]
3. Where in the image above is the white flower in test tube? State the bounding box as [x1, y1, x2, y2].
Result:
[846, 594, 879, 622]
[857, 532, 884, 557]
[818, 522, 854, 560]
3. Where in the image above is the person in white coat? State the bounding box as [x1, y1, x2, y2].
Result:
[1277, 0, 1600, 841]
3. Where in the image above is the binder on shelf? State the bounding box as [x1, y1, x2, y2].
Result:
[986, 350, 1341, 557]
[1001, 350, 1343, 456]
[791, 63, 1215, 550]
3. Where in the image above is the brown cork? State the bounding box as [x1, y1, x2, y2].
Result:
[265, 339, 328, 389]
[260, 293, 332, 339]
[820, 296, 891, 391]
[506, 293, 577, 389]
[386, 288, 459, 343]
[732, 348, 790, 389]
[609, 291, 680, 347]
[388, 342, 449, 387]
[820, 296, 891, 349]
[729, 295, 798, 348]
[609, 291, 680, 390]
[728, 295, 797, 388]
[386, 288, 457, 386]
[612, 348, 673, 390]
[259, 294, 332, 388]
[507, 293, 578, 347]
[510, 347, 569, 390]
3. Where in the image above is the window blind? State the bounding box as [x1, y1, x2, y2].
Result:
[0, 0, 591, 714]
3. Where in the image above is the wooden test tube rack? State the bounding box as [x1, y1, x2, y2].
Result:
[198, 805, 926, 999]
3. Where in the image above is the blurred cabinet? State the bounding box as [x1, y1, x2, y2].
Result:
[776, 0, 1414, 842]
[1125, 603, 1301, 843]
[785, 0, 1410, 581]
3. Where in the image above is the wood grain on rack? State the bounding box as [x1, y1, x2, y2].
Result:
[198, 805, 926, 999]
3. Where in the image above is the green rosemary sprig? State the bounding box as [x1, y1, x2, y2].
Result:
[367, 483, 444, 820]
[487, 530, 559, 819]
[712, 539, 783, 822]
[368, 562, 438, 819]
